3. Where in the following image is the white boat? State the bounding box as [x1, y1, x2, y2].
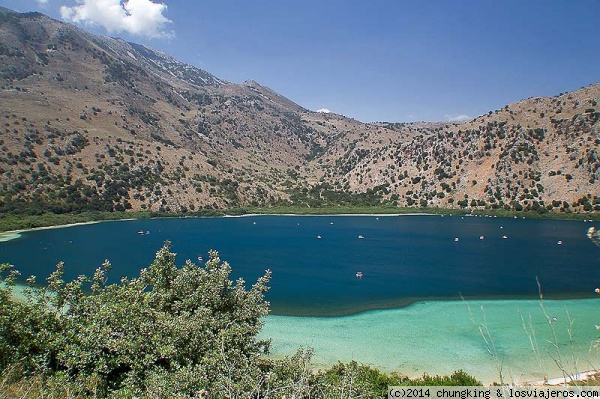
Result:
[317, 235, 322, 239]
[502, 235, 508, 239]
[479, 236, 485, 240]
[355, 271, 363, 278]
[358, 235, 364, 239]
[137, 230, 144, 235]
[557, 240, 563, 245]
[454, 237, 459, 242]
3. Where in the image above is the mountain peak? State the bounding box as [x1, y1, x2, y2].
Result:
[0, 6, 17, 15]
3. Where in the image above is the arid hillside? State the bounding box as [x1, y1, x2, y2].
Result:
[0, 8, 598, 215]
[315, 85, 600, 213]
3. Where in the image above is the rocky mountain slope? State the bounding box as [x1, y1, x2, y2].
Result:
[0, 8, 598, 215]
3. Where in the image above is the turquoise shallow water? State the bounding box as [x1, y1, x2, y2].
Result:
[260, 298, 600, 385]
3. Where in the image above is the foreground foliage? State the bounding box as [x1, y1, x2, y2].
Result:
[0, 242, 479, 398]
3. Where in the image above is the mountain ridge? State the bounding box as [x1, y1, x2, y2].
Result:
[0, 8, 598, 215]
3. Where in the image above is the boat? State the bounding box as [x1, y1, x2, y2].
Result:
[317, 235, 322, 239]
[557, 240, 563, 245]
[137, 230, 144, 235]
[479, 236, 485, 240]
[146, 231, 150, 235]
[358, 235, 364, 239]
[355, 271, 363, 278]
[502, 235, 508, 239]
[454, 237, 459, 242]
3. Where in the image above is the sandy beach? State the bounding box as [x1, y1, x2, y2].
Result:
[0, 219, 137, 242]
[524, 370, 599, 386]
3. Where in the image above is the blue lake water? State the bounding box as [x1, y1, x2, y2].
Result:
[1, 215, 599, 383]
[1, 215, 599, 316]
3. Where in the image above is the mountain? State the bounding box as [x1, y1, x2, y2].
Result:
[0, 8, 598, 215]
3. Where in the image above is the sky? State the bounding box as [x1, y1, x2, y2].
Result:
[2, 0, 599, 123]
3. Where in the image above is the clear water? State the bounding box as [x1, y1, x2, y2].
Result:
[1, 215, 599, 382]
[261, 298, 600, 384]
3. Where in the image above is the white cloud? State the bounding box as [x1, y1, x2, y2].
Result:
[445, 114, 471, 122]
[60, 0, 174, 39]
[316, 108, 331, 114]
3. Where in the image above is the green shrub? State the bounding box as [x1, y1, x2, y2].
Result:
[1, 242, 271, 397]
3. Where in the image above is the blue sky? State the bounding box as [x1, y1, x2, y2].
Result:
[2, 0, 599, 123]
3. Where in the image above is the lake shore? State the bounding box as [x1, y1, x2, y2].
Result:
[0, 220, 105, 242]
[0, 212, 431, 242]
[224, 212, 433, 218]
[0, 207, 597, 235]
[1, 208, 597, 240]
[525, 370, 599, 386]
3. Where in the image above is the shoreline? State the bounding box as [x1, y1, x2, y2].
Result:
[2, 211, 595, 243]
[0, 220, 106, 242]
[224, 212, 433, 218]
[524, 370, 599, 386]
[0, 213, 437, 242]
[0, 208, 596, 236]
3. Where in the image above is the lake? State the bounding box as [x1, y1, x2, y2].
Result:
[1, 214, 599, 383]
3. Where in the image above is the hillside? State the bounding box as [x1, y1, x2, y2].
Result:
[319, 85, 600, 213]
[0, 8, 598, 216]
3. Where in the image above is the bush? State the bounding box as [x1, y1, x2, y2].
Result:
[0, 242, 271, 397]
